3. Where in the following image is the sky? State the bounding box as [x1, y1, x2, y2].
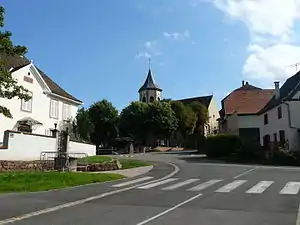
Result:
[2, 0, 300, 111]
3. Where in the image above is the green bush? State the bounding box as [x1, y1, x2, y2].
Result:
[204, 134, 242, 157]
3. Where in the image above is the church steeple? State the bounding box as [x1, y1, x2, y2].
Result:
[138, 58, 162, 103]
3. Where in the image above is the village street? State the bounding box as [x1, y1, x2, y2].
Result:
[1, 151, 300, 225]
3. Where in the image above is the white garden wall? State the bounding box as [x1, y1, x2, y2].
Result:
[0, 131, 96, 160]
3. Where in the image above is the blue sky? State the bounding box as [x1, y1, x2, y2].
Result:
[2, 0, 299, 111]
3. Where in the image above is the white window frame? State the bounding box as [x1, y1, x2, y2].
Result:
[62, 103, 71, 121]
[21, 92, 33, 112]
[49, 99, 59, 119]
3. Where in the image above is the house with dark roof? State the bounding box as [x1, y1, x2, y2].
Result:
[259, 73, 300, 152]
[219, 81, 274, 144]
[0, 54, 82, 140]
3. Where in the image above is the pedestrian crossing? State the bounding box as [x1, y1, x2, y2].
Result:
[112, 176, 300, 195]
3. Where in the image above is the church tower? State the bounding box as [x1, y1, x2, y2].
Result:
[138, 59, 162, 103]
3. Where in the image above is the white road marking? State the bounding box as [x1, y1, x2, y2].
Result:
[246, 181, 274, 194]
[0, 163, 180, 225]
[188, 179, 223, 192]
[215, 180, 247, 193]
[162, 179, 199, 190]
[136, 193, 203, 225]
[233, 167, 258, 179]
[112, 176, 153, 188]
[138, 178, 178, 189]
[280, 182, 300, 195]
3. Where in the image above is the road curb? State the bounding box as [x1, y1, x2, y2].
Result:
[99, 165, 154, 177]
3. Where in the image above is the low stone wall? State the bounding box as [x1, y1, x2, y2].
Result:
[0, 160, 48, 172]
[0, 160, 122, 172]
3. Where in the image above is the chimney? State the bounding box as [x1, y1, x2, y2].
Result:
[274, 81, 280, 99]
[242, 80, 245, 86]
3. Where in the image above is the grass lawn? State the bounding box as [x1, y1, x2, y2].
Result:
[80, 156, 151, 169]
[0, 172, 124, 193]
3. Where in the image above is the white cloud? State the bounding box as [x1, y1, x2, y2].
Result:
[145, 41, 156, 50]
[136, 41, 161, 59]
[211, 0, 300, 85]
[135, 52, 151, 59]
[164, 30, 190, 40]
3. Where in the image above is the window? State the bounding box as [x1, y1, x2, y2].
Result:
[62, 103, 71, 121]
[279, 130, 285, 147]
[142, 97, 146, 102]
[21, 92, 32, 112]
[50, 99, 59, 119]
[277, 106, 282, 119]
[264, 114, 268, 125]
[149, 96, 155, 103]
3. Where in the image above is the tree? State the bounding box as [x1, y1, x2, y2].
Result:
[88, 99, 119, 149]
[146, 101, 178, 144]
[187, 101, 209, 149]
[0, 6, 31, 118]
[188, 101, 209, 133]
[119, 101, 149, 144]
[73, 107, 94, 142]
[170, 101, 197, 140]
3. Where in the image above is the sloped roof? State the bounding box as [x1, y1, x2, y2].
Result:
[1, 54, 82, 103]
[138, 69, 162, 92]
[222, 82, 274, 115]
[259, 71, 300, 114]
[178, 95, 213, 108]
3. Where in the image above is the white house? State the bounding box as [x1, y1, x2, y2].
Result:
[0, 54, 83, 142]
[259, 74, 300, 152]
[218, 81, 274, 144]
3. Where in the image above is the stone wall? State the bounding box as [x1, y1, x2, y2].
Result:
[0, 160, 49, 172]
[0, 160, 122, 172]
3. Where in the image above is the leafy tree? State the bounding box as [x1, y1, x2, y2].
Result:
[187, 101, 209, 149]
[119, 101, 149, 144]
[146, 101, 178, 142]
[171, 101, 197, 139]
[188, 101, 209, 134]
[88, 99, 119, 149]
[0, 6, 31, 118]
[73, 107, 94, 142]
[160, 98, 172, 103]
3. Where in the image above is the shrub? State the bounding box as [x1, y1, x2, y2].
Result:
[204, 134, 242, 157]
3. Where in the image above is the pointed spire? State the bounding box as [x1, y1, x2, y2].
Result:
[148, 57, 151, 70]
[138, 59, 162, 93]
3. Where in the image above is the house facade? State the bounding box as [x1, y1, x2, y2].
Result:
[0, 55, 82, 142]
[218, 81, 274, 144]
[259, 75, 300, 152]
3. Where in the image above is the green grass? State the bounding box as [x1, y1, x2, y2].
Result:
[80, 156, 113, 164]
[79, 156, 151, 169]
[0, 172, 124, 193]
[119, 159, 150, 169]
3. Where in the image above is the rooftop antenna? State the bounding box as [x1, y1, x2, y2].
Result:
[287, 62, 300, 73]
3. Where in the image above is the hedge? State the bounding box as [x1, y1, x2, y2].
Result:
[204, 134, 242, 157]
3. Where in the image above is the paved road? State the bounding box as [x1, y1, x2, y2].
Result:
[1, 151, 300, 224]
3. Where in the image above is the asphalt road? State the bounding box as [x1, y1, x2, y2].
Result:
[1, 151, 300, 225]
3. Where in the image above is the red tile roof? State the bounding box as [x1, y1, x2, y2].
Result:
[223, 83, 274, 115]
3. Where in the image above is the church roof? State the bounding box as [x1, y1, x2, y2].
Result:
[178, 95, 213, 108]
[138, 69, 162, 92]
